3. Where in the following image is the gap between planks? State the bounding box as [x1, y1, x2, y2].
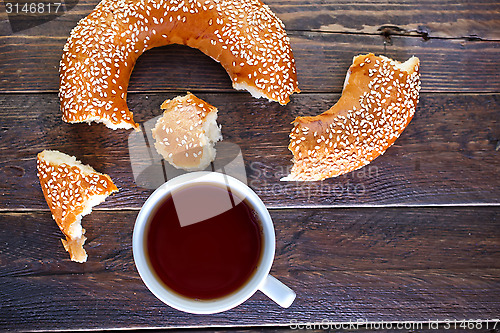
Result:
[2, 202, 500, 214]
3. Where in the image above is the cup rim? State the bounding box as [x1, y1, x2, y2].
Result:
[133, 171, 276, 314]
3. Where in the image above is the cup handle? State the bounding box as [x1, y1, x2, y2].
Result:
[259, 274, 296, 308]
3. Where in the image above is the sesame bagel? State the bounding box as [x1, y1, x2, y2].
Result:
[152, 92, 222, 171]
[59, 0, 300, 130]
[37, 150, 118, 262]
[283, 54, 421, 181]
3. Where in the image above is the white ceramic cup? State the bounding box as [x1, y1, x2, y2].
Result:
[133, 171, 296, 314]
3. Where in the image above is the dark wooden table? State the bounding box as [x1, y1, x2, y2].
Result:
[1, 0, 499, 331]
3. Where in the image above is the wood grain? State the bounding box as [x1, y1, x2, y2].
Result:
[1, 0, 499, 39]
[1, 1, 499, 330]
[0, 208, 498, 330]
[1, 33, 499, 93]
[0, 92, 498, 210]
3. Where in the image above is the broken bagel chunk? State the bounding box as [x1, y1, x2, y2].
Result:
[284, 53, 421, 181]
[152, 92, 222, 171]
[37, 150, 118, 262]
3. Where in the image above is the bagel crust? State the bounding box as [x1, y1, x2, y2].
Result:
[284, 54, 421, 181]
[37, 150, 118, 262]
[152, 92, 222, 171]
[59, 0, 300, 130]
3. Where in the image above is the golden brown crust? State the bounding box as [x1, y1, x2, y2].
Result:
[285, 53, 421, 181]
[59, 0, 300, 130]
[159, 93, 215, 122]
[152, 92, 221, 170]
[37, 150, 118, 262]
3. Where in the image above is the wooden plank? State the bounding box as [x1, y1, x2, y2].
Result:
[275, 0, 500, 40]
[0, 208, 498, 330]
[1, 0, 498, 39]
[1, 32, 499, 93]
[0, 92, 499, 210]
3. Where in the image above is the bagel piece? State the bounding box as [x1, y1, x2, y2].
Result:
[37, 150, 118, 262]
[59, 0, 300, 130]
[152, 92, 222, 171]
[283, 53, 421, 181]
